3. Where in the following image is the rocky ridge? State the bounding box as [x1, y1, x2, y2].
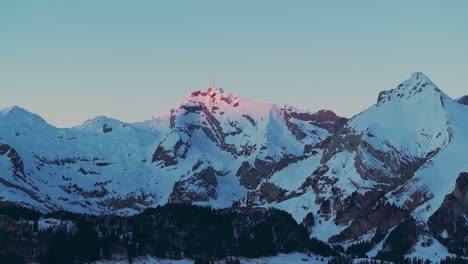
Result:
[0, 72, 467, 259]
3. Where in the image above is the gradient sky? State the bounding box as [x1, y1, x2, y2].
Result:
[1, 1, 467, 127]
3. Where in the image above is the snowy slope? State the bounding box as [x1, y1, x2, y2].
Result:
[96, 253, 330, 264]
[1, 72, 467, 259]
[0, 87, 337, 215]
[260, 72, 468, 258]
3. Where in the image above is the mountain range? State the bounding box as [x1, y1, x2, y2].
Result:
[1, 72, 467, 260]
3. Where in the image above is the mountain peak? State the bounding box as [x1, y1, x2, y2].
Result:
[377, 72, 442, 104]
[207, 87, 224, 94]
[0, 105, 46, 121]
[1, 105, 28, 115]
[80, 115, 125, 128]
[409, 72, 430, 82]
[189, 87, 233, 99]
[84, 115, 111, 123]
[0, 105, 52, 131]
[181, 86, 241, 109]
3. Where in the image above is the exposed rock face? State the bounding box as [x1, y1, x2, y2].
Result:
[307, 122, 429, 243]
[102, 124, 113, 133]
[377, 89, 391, 103]
[428, 172, 468, 255]
[1, 73, 468, 258]
[236, 161, 263, 190]
[154, 88, 340, 194]
[152, 130, 191, 166]
[333, 190, 385, 226]
[0, 142, 25, 177]
[169, 167, 219, 204]
[282, 106, 342, 134]
[256, 182, 287, 203]
[457, 95, 468, 106]
[236, 155, 306, 190]
[330, 197, 408, 243]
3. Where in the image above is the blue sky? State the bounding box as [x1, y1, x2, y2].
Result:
[1, 1, 467, 127]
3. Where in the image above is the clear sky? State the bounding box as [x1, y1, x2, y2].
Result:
[1, 1, 467, 127]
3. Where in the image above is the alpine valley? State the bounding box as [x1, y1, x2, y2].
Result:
[1, 72, 467, 263]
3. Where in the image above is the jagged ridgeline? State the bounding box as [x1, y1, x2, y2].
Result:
[0, 72, 468, 262]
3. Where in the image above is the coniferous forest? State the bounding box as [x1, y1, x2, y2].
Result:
[0, 204, 467, 264]
[0, 204, 336, 263]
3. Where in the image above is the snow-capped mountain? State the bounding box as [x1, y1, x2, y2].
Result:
[0, 73, 467, 259]
[0, 87, 339, 214]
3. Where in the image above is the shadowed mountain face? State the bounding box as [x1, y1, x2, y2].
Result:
[0, 72, 467, 259]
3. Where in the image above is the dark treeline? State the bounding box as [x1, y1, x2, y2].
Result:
[1, 204, 463, 264]
[346, 230, 386, 258]
[0, 204, 336, 263]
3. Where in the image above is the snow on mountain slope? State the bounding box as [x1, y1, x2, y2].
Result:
[0, 87, 338, 215]
[96, 253, 330, 264]
[260, 73, 467, 255]
[389, 98, 468, 221]
[351, 72, 451, 157]
[0, 105, 182, 214]
[349, 73, 468, 226]
[1, 73, 467, 259]
[406, 235, 454, 262]
[151, 87, 338, 206]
